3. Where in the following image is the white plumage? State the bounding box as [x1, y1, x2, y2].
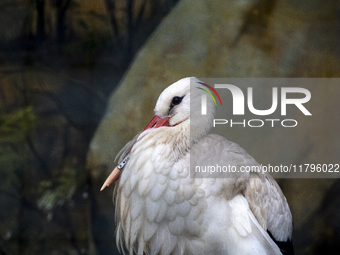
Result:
[101, 77, 293, 255]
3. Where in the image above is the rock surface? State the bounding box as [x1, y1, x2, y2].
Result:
[87, 0, 340, 254]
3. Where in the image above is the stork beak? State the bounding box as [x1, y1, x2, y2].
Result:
[100, 115, 170, 191]
[100, 166, 122, 191]
[143, 115, 170, 130]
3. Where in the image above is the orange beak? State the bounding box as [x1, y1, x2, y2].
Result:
[100, 115, 170, 191]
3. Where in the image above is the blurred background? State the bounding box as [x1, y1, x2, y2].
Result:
[1, 0, 340, 255]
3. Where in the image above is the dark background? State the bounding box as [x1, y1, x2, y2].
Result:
[0, 1, 179, 254]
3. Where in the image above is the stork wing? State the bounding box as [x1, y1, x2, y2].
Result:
[244, 172, 293, 247]
[194, 134, 293, 243]
[197, 134, 293, 252]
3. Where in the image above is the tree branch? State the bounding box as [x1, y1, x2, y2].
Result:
[104, 0, 119, 38]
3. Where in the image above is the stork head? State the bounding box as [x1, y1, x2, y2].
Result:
[144, 77, 216, 142]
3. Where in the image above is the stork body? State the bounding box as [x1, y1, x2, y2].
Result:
[103, 78, 293, 255]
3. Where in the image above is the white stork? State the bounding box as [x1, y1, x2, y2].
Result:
[101, 77, 294, 255]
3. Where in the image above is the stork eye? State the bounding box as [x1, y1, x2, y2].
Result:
[171, 96, 184, 106]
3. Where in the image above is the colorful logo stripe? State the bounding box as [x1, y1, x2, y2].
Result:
[197, 82, 223, 106]
[197, 87, 217, 105]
